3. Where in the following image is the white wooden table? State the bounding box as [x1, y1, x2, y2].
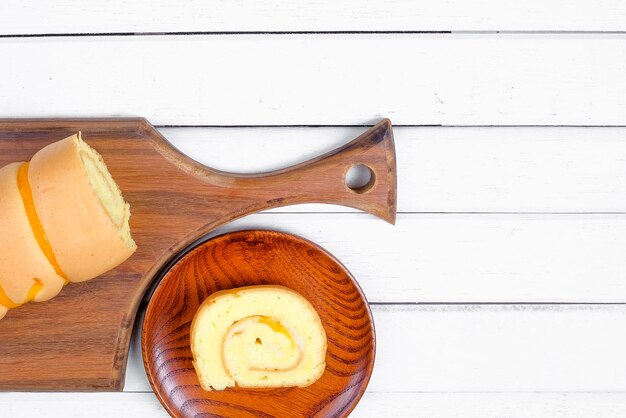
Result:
[2, 2, 626, 417]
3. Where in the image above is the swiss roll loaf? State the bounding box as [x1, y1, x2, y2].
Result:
[0, 133, 136, 319]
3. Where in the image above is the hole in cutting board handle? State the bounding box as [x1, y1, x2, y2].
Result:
[345, 164, 375, 194]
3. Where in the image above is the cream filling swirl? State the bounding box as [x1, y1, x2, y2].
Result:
[191, 285, 327, 391]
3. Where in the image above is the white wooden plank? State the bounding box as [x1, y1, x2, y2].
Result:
[163, 126, 626, 213]
[1, 393, 168, 417]
[147, 213, 626, 303]
[2, 35, 625, 125]
[3, 392, 626, 418]
[125, 305, 626, 392]
[2, 1, 626, 33]
[352, 393, 626, 418]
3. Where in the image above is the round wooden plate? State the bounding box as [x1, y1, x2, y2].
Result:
[142, 230, 376, 418]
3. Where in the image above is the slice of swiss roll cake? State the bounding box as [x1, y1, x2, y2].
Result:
[191, 285, 327, 391]
[0, 133, 136, 319]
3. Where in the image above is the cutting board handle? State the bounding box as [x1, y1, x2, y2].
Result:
[198, 119, 397, 224]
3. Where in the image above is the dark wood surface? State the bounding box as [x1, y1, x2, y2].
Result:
[0, 118, 395, 391]
[142, 230, 375, 418]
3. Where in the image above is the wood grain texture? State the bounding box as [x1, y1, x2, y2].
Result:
[2, 0, 626, 33]
[2, 35, 625, 126]
[142, 230, 375, 418]
[0, 118, 395, 391]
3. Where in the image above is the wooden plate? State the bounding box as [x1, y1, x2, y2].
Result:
[142, 230, 376, 418]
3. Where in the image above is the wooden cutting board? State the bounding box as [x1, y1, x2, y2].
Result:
[0, 118, 396, 391]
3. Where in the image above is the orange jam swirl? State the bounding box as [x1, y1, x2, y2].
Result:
[0, 279, 42, 308]
[17, 163, 68, 282]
